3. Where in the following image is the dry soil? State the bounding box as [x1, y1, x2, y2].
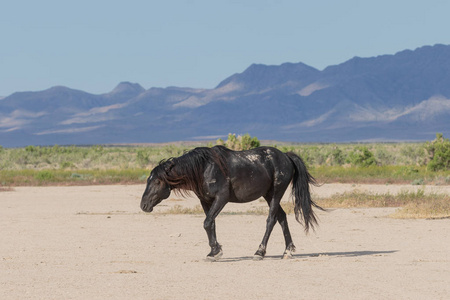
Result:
[1, 184, 449, 299]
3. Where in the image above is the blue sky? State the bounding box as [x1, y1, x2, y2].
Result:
[1, 0, 450, 96]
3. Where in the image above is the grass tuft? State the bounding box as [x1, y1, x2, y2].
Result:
[163, 205, 204, 215]
[316, 189, 449, 219]
[390, 197, 450, 219]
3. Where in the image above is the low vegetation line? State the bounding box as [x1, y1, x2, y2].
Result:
[1, 165, 449, 187]
[1, 135, 449, 186]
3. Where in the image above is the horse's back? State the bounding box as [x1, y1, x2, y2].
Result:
[224, 147, 294, 203]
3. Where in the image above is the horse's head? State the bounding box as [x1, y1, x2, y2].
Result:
[141, 172, 171, 213]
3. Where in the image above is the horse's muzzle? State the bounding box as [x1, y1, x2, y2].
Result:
[140, 202, 154, 213]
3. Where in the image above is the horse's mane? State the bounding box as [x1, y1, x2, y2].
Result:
[153, 146, 229, 198]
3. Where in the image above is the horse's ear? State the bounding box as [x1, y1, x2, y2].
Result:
[164, 161, 175, 173]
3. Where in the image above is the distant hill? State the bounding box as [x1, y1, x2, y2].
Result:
[1, 44, 449, 147]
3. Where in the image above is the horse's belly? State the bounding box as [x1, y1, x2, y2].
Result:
[230, 175, 272, 203]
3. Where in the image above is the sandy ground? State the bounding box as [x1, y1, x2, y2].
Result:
[1, 183, 449, 299]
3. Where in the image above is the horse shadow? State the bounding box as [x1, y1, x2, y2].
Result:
[216, 250, 398, 263]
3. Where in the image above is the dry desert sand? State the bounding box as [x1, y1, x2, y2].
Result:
[1, 183, 449, 299]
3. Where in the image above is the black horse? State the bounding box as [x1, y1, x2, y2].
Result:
[141, 145, 322, 261]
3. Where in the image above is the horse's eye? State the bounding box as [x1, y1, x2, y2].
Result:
[154, 179, 160, 184]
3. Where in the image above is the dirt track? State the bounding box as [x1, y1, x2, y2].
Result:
[1, 184, 449, 299]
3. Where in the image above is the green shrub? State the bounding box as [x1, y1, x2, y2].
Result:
[216, 133, 260, 150]
[374, 147, 394, 165]
[25, 145, 38, 153]
[346, 146, 377, 167]
[240, 133, 261, 150]
[411, 178, 425, 185]
[136, 150, 150, 167]
[425, 133, 450, 171]
[328, 147, 346, 165]
[35, 170, 55, 181]
[60, 161, 75, 169]
[399, 144, 427, 165]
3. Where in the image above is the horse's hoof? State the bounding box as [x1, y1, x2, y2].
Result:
[205, 249, 223, 262]
[283, 243, 295, 259]
[253, 245, 266, 260]
[253, 254, 264, 261]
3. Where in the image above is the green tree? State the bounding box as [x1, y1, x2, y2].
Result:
[424, 133, 450, 171]
[216, 133, 260, 150]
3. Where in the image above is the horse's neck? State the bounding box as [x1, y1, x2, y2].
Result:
[170, 161, 206, 198]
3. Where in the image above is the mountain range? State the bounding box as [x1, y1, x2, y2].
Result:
[1, 44, 450, 147]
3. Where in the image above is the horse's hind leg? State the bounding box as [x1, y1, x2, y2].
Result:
[276, 207, 296, 259]
[253, 194, 284, 260]
[254, 186, 295, 260]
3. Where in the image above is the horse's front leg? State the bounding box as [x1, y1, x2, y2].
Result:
[201, 198, 227, 261]
[205, 222, 222, 261]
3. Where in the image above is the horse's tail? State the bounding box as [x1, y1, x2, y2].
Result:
[286, 152, 324, 232]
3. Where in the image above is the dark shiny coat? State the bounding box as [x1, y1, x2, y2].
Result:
[141, 145, 322, 260]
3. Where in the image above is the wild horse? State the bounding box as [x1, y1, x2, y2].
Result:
[140, 145, 322, 261]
